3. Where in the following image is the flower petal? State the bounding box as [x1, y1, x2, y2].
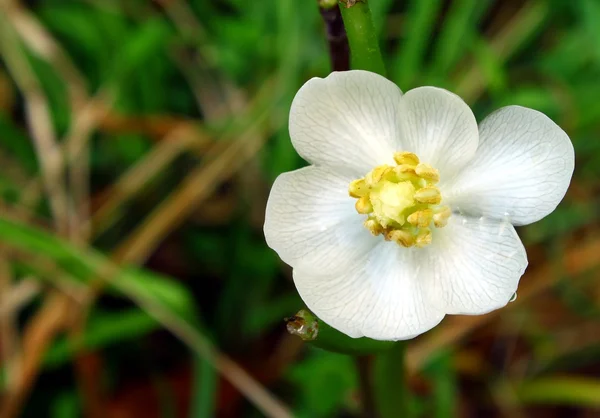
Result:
[289, 70, 403, 175]
[264, 165, 378, 275]
[398, 87, 479, 177]
[293, 242, 445, 341]
[445, 106, 575, 225]
[423, 215, 528, 315]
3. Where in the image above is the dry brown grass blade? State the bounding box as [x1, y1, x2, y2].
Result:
[1, 3, 288, 413]
[2, 0, 86, 105]
[112, 113, 270, 265]
[2, 208, 294, 418]
[0, 15, 69, 235]
[407, 235, 600, 374]
[63, 90, 114, 245]
[110, 71, 278, 265]
[2, 0, 94, 243]
[0, 279, 40, 320]
[2, 105, 288, 417]
[0, 253, 20, 393]
[90, 124, 207, 236]
[0, 5, 113, 413]
[0, 291, 71, 418]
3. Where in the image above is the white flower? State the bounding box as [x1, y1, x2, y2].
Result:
[264, 70, 574, 341]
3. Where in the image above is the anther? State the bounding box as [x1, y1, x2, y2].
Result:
[393, 165, 418, 181]
[364, 219, 383, 236]
[414, 187, 442, 204]
[415, 228, 432, 247]
[385, 229, 414, 247]
[433, 206, 451, 227]
[349, 151, 451, 248]
[407, 209, 433, 227]
[366, 165, 392, 186]
[355, 196, 373, 214]
[349, 179, 369, 198]
[393, 151, 419, 166]
[415, 163, 440, 183]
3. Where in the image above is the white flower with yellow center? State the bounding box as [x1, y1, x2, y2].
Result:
[264, 70, 574, 341]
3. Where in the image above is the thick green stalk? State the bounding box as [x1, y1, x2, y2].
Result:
[339, 1, 386, 75]
[373, 342, 409, 418]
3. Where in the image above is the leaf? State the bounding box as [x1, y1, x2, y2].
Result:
[392, 0, 443, 88]
[44, 309, 160, 369]
[515, 377, 600, 408]
[107, 19, 171, 88]
[287, 348, 358, 418]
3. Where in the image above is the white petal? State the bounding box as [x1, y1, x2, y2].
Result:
[397, 87, 479, 177]
[293, 242, 445, 341]
[445, 106, 575, 225]
[289, 70, 403, 176]
[423, 215, 528, 315]
[264, 165, 378, 275]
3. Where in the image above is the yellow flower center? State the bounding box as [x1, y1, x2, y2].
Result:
[349, 152, 451, 248]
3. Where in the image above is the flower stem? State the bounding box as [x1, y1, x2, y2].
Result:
[373, 342, 410, 417]
[317, 0, 350, 71]
[339, 0, 386, 76]
[355, 356, 377, 418]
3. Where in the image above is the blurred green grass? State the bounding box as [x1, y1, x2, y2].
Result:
[0, 0, 599, 417]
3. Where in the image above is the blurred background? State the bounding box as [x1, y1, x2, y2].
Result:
[0, 0, 599, 417]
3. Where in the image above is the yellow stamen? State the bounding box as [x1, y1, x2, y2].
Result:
[355, 196, 373, 214]
[349, 179, 369, 198]
[415, 228, 432, 248]
[348, 151, 451, 248]
[433, 206, 451, 228]
[393, 151, 420, 166]
[407, 209, 433, 227]
[414, 187, 442, 204]
[385, 229, 414, 247]
[415, 163, 440, 182]
[364, 219, 383, 236]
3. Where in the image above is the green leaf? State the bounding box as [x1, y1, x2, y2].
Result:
[44, 309, 160, 369]
[189, 355, 217, 418]
[107, 19, 171, 88]
[287, 348, 358, 418]
[515, 377, 600, 408]
[392, 0, 442, 87]
[429, 0, 481, 78]
[0, 215, 200, 332]
[424, 350, 457, 418]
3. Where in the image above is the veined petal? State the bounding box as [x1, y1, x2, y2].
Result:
[264, 165, 378, 275]
[423, 215, 528, 315]
[289, 70, 403, 176]
[445, 106, 575, 225]
[293, 242, 445, 341]
[398, 87, 479, 178]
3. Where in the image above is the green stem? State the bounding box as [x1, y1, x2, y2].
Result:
[373, 342, 410, 418]
[339, 1, 386, 75]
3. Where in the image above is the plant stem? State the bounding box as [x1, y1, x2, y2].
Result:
[356, 355, 377, 418]
[339, 1, 386, 76]
[318, 1, 350, 71]
[373, 342, 409, 418]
